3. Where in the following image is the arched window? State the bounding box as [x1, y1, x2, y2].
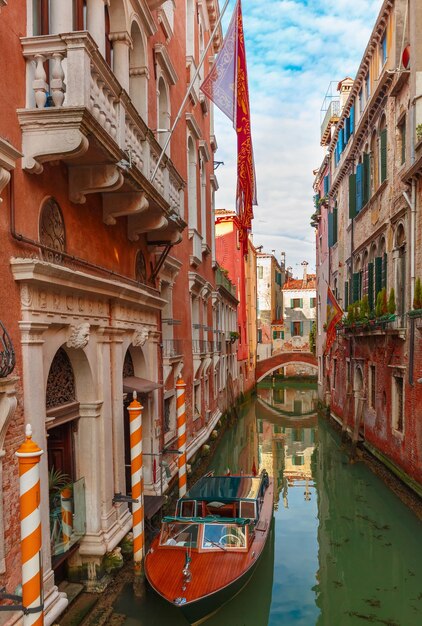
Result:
[46, 348, 76, 409]
[394, 222, 406, 318]
[39, 197, 66, 264]
[200, 159, 207, 243]
[157, 77, 170, 152]
[129, 21, 148, 121]
[187, 136, 197, 229]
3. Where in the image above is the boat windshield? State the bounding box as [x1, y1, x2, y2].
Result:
[160, 522, 199, 548]
[202, 523, 247, 550]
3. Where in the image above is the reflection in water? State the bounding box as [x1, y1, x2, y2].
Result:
[115, 381, 422, 626]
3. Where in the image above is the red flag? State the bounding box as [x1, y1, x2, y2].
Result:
[201, 0, 257, 255]
[324, 286, 343, 354]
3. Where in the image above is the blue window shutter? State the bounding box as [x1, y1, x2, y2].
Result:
[363, 152, 370, 205]
[350, 105, 355, 134]
[333, 206, 338, 244]
[328, 211, 334, 247]
[324, 175, 329, 195]
[356, 163, 363, 212]
[300, 322, 303, 336]
[338, 129, 343, 154]
[349, 174, 357, 218]
[345, 116, 350, 143]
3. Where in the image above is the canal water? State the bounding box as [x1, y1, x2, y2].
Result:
[114, 379, 422, 626]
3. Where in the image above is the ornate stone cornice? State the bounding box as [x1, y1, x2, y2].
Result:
[154, 43, 178, 85]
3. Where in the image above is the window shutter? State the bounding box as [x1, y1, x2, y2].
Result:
[358, 271, 363, 300]
[382, 253, 387, 289]
[380, 128, 387, 182]
[375, 256, 383, 296]
[349, 174, 357, 218]
[281, 331, 284, 340]
[290, 298, 294, 308]
[324, 174, 330, 195]
[356, 163, 363, 213]
[333, 206, 338, 244]
[328, 211, 334, 247]
[299, 298, 303, 308]
[339, 128, 344, 154]
[273, 330, 277, 340]
[352, 272, 360, 303]
[368, 262, 374, 310]
[300, 322, 303, 336]
[350, 105, 355, 133]
[344, 281, 349, 309]
[363, 152, 370, 205]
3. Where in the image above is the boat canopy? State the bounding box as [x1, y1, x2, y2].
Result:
[162, 515, 251, 526]
[183, 476, 262, 502]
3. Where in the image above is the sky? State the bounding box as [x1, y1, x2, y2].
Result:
[213, 0, 384, 277]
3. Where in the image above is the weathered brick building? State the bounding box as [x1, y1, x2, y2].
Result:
[0, 0, 234, 622]
[314, 0, 422, 494]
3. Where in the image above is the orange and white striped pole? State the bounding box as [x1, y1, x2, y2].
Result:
[176, 376, 187, 498]
[60, 487, 73, 548]
[15, 424, 44, 626]
[127, 391, 144, 570]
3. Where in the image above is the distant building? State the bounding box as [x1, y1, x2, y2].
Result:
[256, 252, 285, 360]
[280, 263, 316, 376]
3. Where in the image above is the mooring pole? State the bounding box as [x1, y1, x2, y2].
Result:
[176, 376, 187, 498]
[127, 391, 144, 571]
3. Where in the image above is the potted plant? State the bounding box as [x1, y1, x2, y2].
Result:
[416, 124, 422, 142]
[229, 331, 240, 343]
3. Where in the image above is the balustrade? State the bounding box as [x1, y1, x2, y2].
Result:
[163, 339, 183, 358]
[20, 33, 183, 215]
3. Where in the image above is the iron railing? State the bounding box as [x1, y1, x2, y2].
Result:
[0, 321, 15, 378]
[192, 339, 210, 354]
[162, 339, 183, 358]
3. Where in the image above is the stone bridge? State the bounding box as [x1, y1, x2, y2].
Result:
[256, 352, 317, 382]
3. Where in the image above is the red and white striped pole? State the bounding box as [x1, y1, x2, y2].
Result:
[60, 487, 73, 548]
[127, 391, 144, 570]
[15, 424, 44, 626]
[176, 376, 187, 498]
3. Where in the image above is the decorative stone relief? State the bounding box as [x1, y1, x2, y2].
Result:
[132, 327, 149, 347]
[66, 322, 90, 349]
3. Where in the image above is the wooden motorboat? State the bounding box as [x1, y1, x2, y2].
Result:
[145, 470, 274, 624]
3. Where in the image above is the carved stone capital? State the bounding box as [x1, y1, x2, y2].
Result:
[19, 321, 49, 345]
[67, 322, 90, 349]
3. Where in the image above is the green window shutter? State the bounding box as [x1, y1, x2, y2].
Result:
[290, 299, 294, 308]
[368, 262, 374, 310]
[300, 298, 303, 308]
[359, 271, 363, 300]
[328, 211, 334, 247]
[349, 174, 357, 218]
[281, 331, 284, 340]
[344, 281, 349, 309]
[273, 330, 277, 340]
[352, 272, 360, 303]
[363, 152, 370, 205]
[380, 128, 387, 182]
[333, 206, 338, 244]
[300, 322, 303, 336]
[375, 256, 383, 296]
[356, 163, 363, 213]
[382, 253, 387, 289]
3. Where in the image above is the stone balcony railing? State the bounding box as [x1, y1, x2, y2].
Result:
[18, 32, 185, 243]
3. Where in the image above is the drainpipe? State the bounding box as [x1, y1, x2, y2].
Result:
[403, 178, 416, 304]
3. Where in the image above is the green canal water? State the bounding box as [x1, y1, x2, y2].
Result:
[114, 380, 422, 626]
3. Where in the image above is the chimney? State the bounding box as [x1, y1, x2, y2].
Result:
[338, 77, 354, 112]
[301, 260, 309, 287]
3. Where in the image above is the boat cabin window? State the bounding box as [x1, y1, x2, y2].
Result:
[160, 522, 199, 548]
[239, 500, 256, 519]
[202, 523, 247, 550]
[179, 500, 197, 518]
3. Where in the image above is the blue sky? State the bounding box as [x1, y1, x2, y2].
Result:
[213, 0, 384, 276]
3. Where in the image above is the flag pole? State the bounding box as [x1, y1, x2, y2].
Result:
[150, 0, 231, 185]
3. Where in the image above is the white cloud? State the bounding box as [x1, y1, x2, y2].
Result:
[214, 0, 383, 277]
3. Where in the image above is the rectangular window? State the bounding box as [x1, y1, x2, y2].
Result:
[258, 266, 263, 279]
[392, 375, 404, 433]
[257, 328, 262, 343]
[359, 89, 363, 115]
[310, 297, 316, 308]
[164, 397, 171, 433]
[370, 365, 376, 409]
[381, 33, 387, 66]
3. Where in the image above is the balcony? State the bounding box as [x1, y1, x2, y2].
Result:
[320, 100, 340, 146]
[162, 339, 183, 359]
[189, 228, 203, 267]
[192, 339, 211, 354]
[18, 33, 185, 244]
[216, 267, 237, 298]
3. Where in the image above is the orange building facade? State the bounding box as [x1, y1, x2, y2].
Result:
[0, 0, 230, 621]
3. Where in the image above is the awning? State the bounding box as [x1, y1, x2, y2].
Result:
[123, 376, 162, 395]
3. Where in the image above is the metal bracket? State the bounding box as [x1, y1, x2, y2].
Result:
[0, 588, 44, 615]
[112, 492, 139, 504]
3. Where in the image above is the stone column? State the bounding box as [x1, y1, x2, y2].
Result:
[110, 32, 131, 92]
[87, 0, 106, 56]
[50, 0, 73, 34]
[109, 329, 127, 500]
[19, 322, 68, 620]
